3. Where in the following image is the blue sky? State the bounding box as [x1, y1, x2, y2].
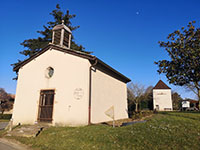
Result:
[1, 0, 200, 99]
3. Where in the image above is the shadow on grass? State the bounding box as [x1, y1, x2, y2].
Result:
[159, 111, 200, 121]
[159, 111, 200, 114]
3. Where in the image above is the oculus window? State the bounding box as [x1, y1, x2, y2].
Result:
[45, 67, 54, 78]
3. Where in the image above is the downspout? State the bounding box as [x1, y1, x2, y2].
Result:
[88, 58, 98, 125]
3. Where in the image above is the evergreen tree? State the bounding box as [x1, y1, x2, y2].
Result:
[172, 92, 182, 110]
[12, 4, 90, 76]
[144, 86, 153, 110]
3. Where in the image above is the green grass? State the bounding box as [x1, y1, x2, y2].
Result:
[0, 130, 7, 137]
[0, 119, 9, 122]
[9, 112, 200, 150]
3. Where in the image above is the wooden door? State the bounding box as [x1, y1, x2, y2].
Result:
[38, 90, 55, 122]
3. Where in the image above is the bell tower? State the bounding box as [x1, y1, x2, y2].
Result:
[52, 20, 72, 49]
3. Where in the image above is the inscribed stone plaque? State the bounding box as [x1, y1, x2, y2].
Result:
[74, 88, 84, 100]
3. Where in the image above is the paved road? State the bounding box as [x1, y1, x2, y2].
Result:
[0, 138, 28, 150]
[0, 122, 28, 150]
[0, 141, 19, 150]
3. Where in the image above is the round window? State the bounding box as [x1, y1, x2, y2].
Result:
[45, 67, 54, 78]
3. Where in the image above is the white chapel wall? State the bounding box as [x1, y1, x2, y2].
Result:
[12, 49, 90, 126]
[91, 68, 128, 123]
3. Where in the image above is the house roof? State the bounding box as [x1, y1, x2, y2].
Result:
[153, 80, 171, 89]
[183, 99, 199, 103]
[189, 100, 199, 104]
[52, 24, 72, 33]
[13, 44, 131, 83]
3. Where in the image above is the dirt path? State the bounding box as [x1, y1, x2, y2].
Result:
[0, 138, 29, 150]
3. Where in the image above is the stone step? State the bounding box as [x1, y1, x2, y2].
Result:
[6, 124, 50, 137]
[0, 122, 9, 130]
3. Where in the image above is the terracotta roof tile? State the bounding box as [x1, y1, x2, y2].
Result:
[153, 80, 171, 89]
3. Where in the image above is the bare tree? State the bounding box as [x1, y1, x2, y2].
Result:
[127, 82, 146, 112]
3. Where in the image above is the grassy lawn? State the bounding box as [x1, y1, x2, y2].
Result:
[0, 119, 10, 122]
[8, 112, 200, 150]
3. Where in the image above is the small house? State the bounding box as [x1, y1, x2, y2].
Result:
[182, 99, 199, 110]
[153, 80, 173, 111]
[181, 100, 190, 110]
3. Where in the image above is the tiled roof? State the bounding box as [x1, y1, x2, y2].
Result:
[153, 80, 171, 89]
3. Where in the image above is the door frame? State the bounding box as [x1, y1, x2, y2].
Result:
[37, 89, 55, 123]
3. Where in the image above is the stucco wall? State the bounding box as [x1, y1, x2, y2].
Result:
[153, 89, 173, 111]
[91, 68, 128, 123]
[12, 48, 90, 126]
[182, 101, 190, 108]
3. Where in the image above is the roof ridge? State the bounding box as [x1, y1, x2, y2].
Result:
[13, 44, 131, 83]
[49, 43, 95, 57]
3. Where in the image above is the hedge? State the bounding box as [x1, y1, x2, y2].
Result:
[0, 114, 12, 120]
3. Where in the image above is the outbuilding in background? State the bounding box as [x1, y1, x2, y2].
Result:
[153, 80, 173, 111]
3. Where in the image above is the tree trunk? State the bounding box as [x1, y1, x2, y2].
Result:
[198, 90, 200, 110]
[135, 103, 138, 112]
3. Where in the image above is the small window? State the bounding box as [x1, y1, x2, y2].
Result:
[45, 67, 54, 78]
[156, 105, 159, 110]
[164, 108, 171, 111]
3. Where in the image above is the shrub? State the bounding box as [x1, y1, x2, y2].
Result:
[132, 110, 153, 120]
[0, 114, 12, 120]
